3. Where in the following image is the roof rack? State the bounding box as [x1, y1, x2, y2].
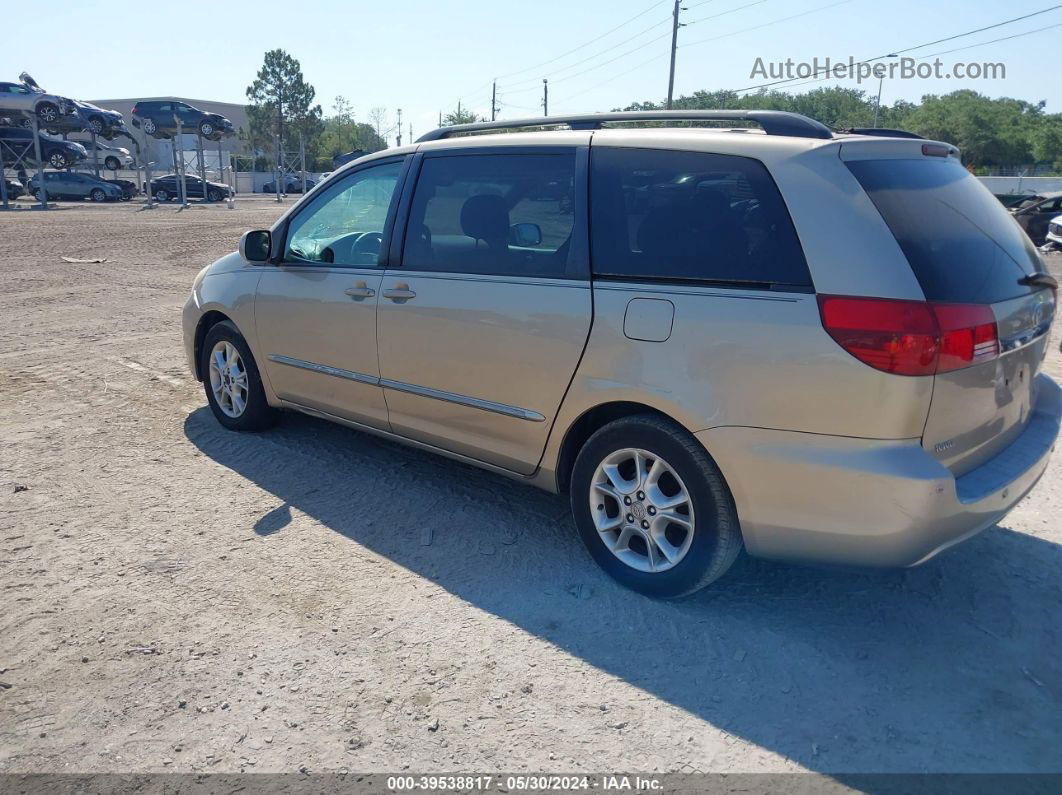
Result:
[416, 110, 834, 142]
[837, 127, 925, 140]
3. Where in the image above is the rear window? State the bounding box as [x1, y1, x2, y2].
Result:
[589, 147, 811, 289]
[847, 159, 1041, 304]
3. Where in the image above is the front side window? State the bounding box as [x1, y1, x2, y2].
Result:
[402, 152, 577, 278]
[590, 147, 811, 288]
[284, 160, 402, 266]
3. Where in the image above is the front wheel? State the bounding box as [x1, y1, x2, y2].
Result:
[89, 188, 106, 202]
[154, 188, 169, 202]
[36, 102, 59, 124]
[200, 321, 278, 431]
[570, 415, 742, 598]
[88, 117, 104, 134]
[199, 120, 215, 138]
[48, 151, 69, 169]
[207, 189, 221, 202]
[104, 156, 121, 170]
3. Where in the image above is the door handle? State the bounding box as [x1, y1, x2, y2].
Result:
[344, 284, 375, 300]
[382, 286, 416, 302]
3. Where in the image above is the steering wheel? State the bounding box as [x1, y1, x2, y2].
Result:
[351, 231, 384, 255]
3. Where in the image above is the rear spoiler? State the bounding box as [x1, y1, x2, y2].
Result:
[837, 127, 925, 140]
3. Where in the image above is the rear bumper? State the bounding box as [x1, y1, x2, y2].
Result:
[697, 375, 1061, 568]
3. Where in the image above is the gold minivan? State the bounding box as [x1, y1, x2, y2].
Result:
[183, 111, 1060, 597]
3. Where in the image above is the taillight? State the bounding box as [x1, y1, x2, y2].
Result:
[817, 295, 999, 376]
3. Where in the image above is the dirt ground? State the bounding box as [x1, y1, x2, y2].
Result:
[1, 199, 1060, 778]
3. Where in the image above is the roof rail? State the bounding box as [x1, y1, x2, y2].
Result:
[416, 110, 834, 142]
[836, 127, 925, 140]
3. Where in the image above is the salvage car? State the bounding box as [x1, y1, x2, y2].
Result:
[0, 126, 87, 169]
[182, 110, 1060, 598]
[1011, 191, 1062, 244]
[2, 176, 24, 199]
[79, 139, 134, 170]
[131, 100, 234, 141]
[261, 177, 316, 194]
[45, 99, 126, 139]
[0, 73, 77, 125]
[27, 171, 123, 202]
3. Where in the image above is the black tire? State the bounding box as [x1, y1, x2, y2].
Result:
[155, 188, 169, 202]
[104, 156, 120, 171]
[36, 102, 59, 124]
[88, 117, 104, 134]
[32, 189, 43, 202]
[141, 118, 157, 135]
[89, 188, 106, 202]
[570, 414, 743, 599]
[200, 321, 278, 432]
[207, 189, 221, 202]
[48, 151, 69, 169]
[199, 120, 215, 138]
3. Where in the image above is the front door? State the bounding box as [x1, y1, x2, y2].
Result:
[376, 148, 592, 474]
[254, 158, 405, 430]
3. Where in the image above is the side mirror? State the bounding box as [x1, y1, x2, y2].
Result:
[509, 222, 542, 247]
[240, 229, 271, 262]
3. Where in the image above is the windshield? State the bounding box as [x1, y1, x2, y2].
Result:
[847, 158, 1042, 304]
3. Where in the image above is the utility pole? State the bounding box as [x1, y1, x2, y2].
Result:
[542, 79, 548, 117]
[396, 108, 403, 146]
[438, 110, 442, 127]
[666, 0, 683, 110]
[491, 80, 497, 121]
[409, 122, 413, 143]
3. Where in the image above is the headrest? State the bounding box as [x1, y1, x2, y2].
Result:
[460, 193, 509, 243]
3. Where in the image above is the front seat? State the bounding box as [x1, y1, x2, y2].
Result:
[460, 194, 510, 268]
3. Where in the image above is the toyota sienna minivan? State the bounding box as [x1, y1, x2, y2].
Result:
[183, 110, 1060, 598]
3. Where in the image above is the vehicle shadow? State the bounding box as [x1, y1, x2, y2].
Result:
[184, 407, 1062, 775]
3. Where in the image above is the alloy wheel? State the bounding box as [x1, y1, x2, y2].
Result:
[208, 340, 249, 418]
[589, 447, 696, 573]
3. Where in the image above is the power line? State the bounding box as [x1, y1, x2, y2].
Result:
[681, 0, 853, 48]
[495, 0, 668, 81]
[731, 4, 1062, 94]
[502, 14, 672, 91]
[684, 0, 773, 26]
[554, 0, 854, 109]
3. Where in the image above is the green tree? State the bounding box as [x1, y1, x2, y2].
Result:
[246, 49, 323, 167]
[443, 105, 484, 125]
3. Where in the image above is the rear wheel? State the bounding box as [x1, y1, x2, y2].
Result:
[89, 188, 106, 202]
[48, 151, 69, 169]
[88, 116, 104, 134]
[570, 415, 742, 599]
[200, 321, 277, 431]
[141, 118, 157, 135]
[104, 156, 120, 170]
[155, 188, 169, 202]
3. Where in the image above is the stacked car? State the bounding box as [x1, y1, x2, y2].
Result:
[131, 101, 234, 141]
[27, 171, 124, 202]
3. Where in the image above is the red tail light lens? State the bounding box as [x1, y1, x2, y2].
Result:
[817, 296, 999, 376]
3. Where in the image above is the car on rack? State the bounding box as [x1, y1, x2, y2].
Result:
[27, 170, 124, 202]
[0, 125, 87, 169]
[0, 73, 77, 126]
[261, 177, 316, 194]
[78, 139, 134, 170]
[182, 110, 1060, 598]
[44, 99, 127, 139]
[149, 173, 231, 202]
[131, 100, 234, 141]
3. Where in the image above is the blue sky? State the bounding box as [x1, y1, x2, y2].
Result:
[3, 0, 1060, 142]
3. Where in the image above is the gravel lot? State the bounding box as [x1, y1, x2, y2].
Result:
[1, 200, 1060, 777]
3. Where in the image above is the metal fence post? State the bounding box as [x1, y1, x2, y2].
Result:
[90, 131, 100, 178]
[300, 133, 306, 194]
[174, 115, 188, 207]
[29, 113, 48, 209]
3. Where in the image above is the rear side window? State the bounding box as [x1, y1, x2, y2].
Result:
[589, 147, 811, 289]
[847, 159, 1040, 304]
[403, 153, 577, 279]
